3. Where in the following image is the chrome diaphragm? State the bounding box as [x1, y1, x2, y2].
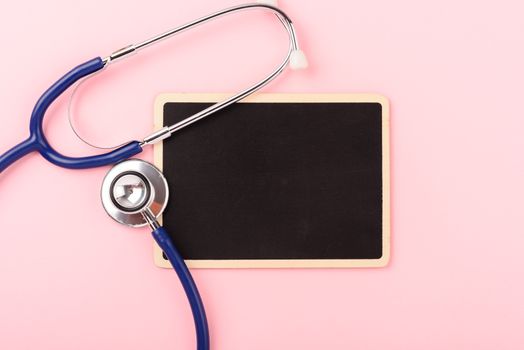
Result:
[101, 159, 169, 227]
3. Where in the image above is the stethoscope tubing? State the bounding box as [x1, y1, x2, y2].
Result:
[152, 226, 209, 350]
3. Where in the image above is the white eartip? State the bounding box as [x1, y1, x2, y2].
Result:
[289, 49, 309, 70]
[256, 0, 278, 7]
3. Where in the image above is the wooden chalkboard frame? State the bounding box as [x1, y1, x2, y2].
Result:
[153, 93, 390, 268]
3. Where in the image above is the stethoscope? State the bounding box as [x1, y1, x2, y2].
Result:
[0, 2, 306, 349]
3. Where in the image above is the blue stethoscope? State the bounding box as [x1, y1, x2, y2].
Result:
[0, 2, 306, 349]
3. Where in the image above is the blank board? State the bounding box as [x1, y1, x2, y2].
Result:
[153, 94, 390, 268]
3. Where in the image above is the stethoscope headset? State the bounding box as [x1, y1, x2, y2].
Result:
[0, 1, 307, 349]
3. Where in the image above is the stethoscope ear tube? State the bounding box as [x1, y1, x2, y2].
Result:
[152, 227, 210, 350]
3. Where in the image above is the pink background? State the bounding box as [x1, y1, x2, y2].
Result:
[1, 0, 523, 349]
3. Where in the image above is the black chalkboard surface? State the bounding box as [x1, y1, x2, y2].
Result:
[153, 94, 390, 268]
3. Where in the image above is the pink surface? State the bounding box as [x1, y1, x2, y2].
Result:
[0, 0, 523, 349]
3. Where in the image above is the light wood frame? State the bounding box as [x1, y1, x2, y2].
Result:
[153, 93, 390, 268]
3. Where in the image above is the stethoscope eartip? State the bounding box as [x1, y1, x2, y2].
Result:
[289, 49, 309, 70]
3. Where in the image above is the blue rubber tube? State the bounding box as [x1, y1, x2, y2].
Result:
[0, 57, 142, 174]
[152, 227, 210, 350]
[0, 137, 38, 173]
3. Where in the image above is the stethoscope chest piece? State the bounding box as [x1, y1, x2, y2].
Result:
[101, 159, 168, 227]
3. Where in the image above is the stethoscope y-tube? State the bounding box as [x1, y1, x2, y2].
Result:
[0, 2, 307, 174]
[0, 58, 141, 172]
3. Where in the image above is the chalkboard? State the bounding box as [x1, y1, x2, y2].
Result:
[153, 94, 390, 268]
